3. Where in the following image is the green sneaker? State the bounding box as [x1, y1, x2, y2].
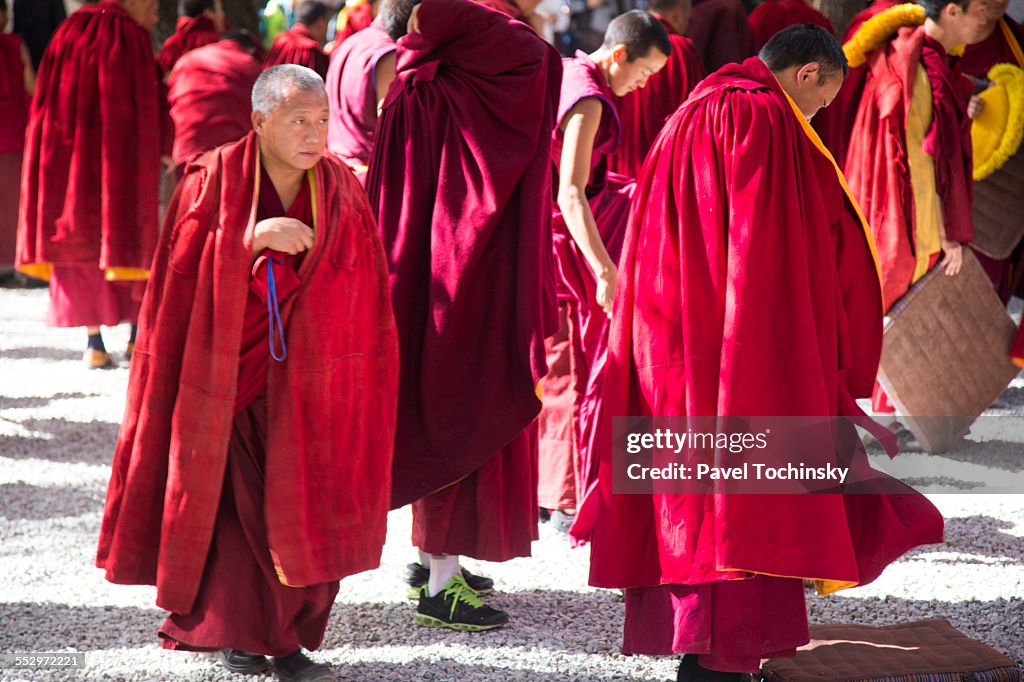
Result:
[404, 562, 495, 600]
[414, 574, 509, 631]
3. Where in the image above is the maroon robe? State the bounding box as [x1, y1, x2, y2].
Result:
[96, 132, 399, 621]
[546, 51, 634, 528]
[609, 16, 705, 180]
[157, 15, 220, 76]
[264, 24, 329, 78]
[575, 57, 943, 671]
[0, 33, 28, 269]
[17, 1, 163, 325]
[747, 0, 834, 51]
[366, 0, 561, 560]
[686, 0, 757, 73]
[325, 19, 395, 172]
[168, 40, 261, 167]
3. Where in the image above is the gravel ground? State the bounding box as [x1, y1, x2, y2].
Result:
[1, 287, 1023, 681]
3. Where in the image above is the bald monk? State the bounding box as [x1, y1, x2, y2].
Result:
[325, 12, 395, 178]
[543, 12, 669, 533]
[17, 0, 165, 368]
[748, 0, 834, 50]
[167, 32, 262, 174]
[0, 0, 33, 277]
[610, 0, 705, 179]
[367, 0, 561, 630]
[264, 1, 330, 78]
[845, 0, 989, 413]
[686, 0, 756, 72]
[96, 65, 399, 681]
[575, 26, 943, 679]
[157, 0, 225, 77]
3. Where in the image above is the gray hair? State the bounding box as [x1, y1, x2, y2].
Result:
[251, 65, 326, 116]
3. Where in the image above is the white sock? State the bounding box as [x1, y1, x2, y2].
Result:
[418, 549, 430, 568]
[427, 554, 460, 597]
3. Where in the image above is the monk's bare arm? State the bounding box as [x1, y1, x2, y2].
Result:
[20, 43, 35, 95]
[937, 219, 963, 277]
[557, 97, 617, 314]
[374, 51, 397, 114]
[251, 218, 314, 258]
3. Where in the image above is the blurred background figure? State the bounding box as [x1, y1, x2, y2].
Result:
[0, 0, 34, 283]
[12, 0, 65, 70]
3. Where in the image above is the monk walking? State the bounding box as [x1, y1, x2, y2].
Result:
[264, 0, 331, 78]
[575, 26, 943, 680]
[96, 65, 399, 681]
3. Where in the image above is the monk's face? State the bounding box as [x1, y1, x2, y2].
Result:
[785, 63, 844, 120]
[943, 0, 992, 44]
[253, 86, 330, 172]
[985, 0, 1010, 19]
[122, 0, 158, 31]
[608, 45, 669, 97]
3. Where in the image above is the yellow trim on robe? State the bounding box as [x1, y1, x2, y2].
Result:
[906, 66, 943, 284]
[715, 566, 859, 595]
[15, 263, 52, 282]
[1002, 19, 1024, 68]
[105, 267, 149, 281]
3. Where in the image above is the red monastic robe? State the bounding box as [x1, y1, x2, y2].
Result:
[264, 24, 329, 78]
[365, 0, 561, 561]
[96, 132, 399, 621]
[609, 16, 705, 180]
[544, 52, 634, 523]
[17, 1, 164, 325]
[574, 57, 943, 671]
[846, 27, 974, 311]
[167, 40, 261, 168]
[157, 15, 220, 76]
[475, 0, 526, 20]
[0, 33, 28, 269]
[815, 0, 900, 169]
[335, 0, 374, 44]
[686, 0, 756, 73]
[747, 0, 834, 51]
[325, 19, 395, 173]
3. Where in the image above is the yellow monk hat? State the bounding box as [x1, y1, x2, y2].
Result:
[972, 63, 1024, 181]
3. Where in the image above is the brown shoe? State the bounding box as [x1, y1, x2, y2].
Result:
[83, 349, 114, 369]
[124, 341, 135, 361]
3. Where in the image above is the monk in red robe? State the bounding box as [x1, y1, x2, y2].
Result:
[325, 16, 395, 178]
[574, 26, 943, 679]
[168, 32, 262, 174]
[157, 0, 225, 77]
[17, 0, 166, 368]
[543, 12, 669, 534]
[96, 65, 399, 681]
[748, 0, 834, 50]
[845, 0, 988, 413]
[264, 1, 331, 78]
[334, 0, 376, 45]
[609, 0, 705, 180]
[686, 0, 756, 72]
[0, 0, 33, 277]
[367, 0, 561, 630]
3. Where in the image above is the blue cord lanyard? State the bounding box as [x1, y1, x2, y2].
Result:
[267, 258, 288, 362]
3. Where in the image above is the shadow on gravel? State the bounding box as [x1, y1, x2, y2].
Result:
[0, 482, 105, 521]
[0, 392, 98, 410]
[897, 515, 1024, 564]
[0, 418, 120, 464]
[0, 602, 163, 651]
[0, 347, 90, 362]
[330, 660, 658, 681]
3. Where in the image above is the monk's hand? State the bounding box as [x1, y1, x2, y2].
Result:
[595, 265, 617, 316]
[967, 95, 985, 119]
[160, 155, 175, 176]
[252, 218, 314, 257]
[407, 4, 421, 34]
[939, 239, 963, 277]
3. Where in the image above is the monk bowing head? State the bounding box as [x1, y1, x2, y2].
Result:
[121, 0, 158, 31]
[760, 23, 847, 120]
[919, 0, 992, 46]
[252, 65, 330, 172]
[594, 10, 672, 97]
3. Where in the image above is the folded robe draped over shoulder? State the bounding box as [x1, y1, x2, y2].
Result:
[366, 0, 562, 510]
[96, 132, 399, 615]
[158, 15, 221, 76]
[574, 57, 943, 594]
[264, 24, 329, 78]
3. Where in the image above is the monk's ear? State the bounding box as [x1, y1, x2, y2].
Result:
[252, 110, 265, 133]
[796, 62, 821, 86]
[612, 44, 628, 65]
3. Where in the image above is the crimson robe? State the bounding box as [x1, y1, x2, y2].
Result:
[846, 27, 974, 311]
[546, 51, 634, 527]
[366, 0, 561, 560]
[686, 0, 756, 73]
[748, 0, 834, 51]
[325, 19, 395, 171]
[168, 40, 261, 167]
[96, 131, 399, 615]
[157, 15, 220, 76]
[609, 16, 705, 180]
[959, 15, 1024, 76]
[17, 0, 163, 326]
[575, 57, 943, 670]
[264, 24, 329, 78]
[0, 33, 28, 269]
[474, 0, 526, 20]
[335, 1, 374, 44]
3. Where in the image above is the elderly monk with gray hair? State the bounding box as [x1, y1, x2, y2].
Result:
[96, 64, 399, 682]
